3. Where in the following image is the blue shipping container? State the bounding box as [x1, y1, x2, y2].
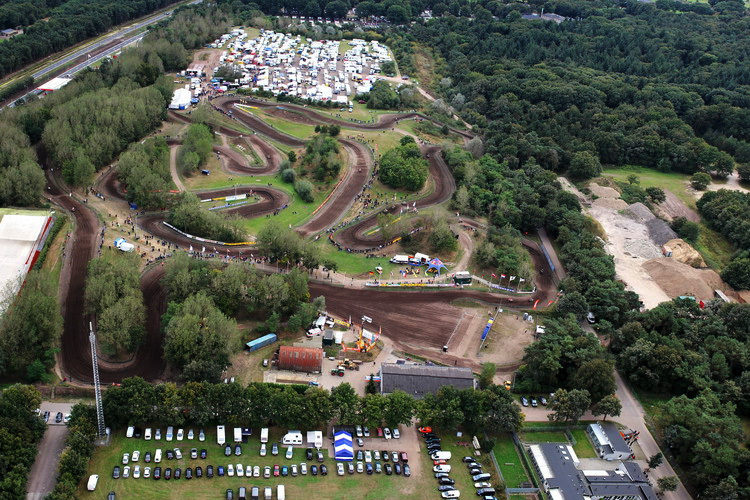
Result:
[245, 333, 277, 351]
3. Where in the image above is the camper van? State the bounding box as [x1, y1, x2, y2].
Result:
[282, 431, 303, 445]
[260, 428, 269, 444]
[277, 485, 286, 500]
[234, 427, 242, 443]
[217, 425, 226, 446]
[389, 254, 410, 264]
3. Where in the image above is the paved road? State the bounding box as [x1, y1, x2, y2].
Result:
[520, 372, 690, 499]
[26, 402, 75, 500]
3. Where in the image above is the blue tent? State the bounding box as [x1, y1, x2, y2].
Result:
[426, 257, 448, 276]
[334, 431, 353, 461]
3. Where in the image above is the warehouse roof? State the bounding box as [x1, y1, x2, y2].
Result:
[380, 363, 474, 398]
[278, 345, 323, 372]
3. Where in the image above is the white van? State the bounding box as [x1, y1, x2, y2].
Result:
[154, 449, 162, 463]
[86, 474, 98, 491]
[145, 428, 152, 440]
[260, 428, 269, 444]
[234, 427, 242, 443]
[430, 451, 452, 461]
[264, 487, 272, 500]
[126, 426, 134, 438]
[217, 425, 226, 446]
[166, 426, 174, 441]
[277, 484, 286, 500]
[282, 431, 303, 445]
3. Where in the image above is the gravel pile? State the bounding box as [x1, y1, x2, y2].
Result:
[626, 202, 655, 223]
[646, 218, 678, 246]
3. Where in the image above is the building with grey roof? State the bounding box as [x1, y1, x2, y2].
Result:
[379, 363, 474, 398]
[528, 443, 658, 500]
[587, 421, 633, 461]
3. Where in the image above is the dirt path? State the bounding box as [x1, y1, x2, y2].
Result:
[169, 143, 186, 191]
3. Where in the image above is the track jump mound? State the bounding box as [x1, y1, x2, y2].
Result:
[643, 258, 727, 302]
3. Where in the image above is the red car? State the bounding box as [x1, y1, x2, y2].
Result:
[377, 428, 384, 438]
[418, 427, 433, 434]
[273, 465, 280, 477]
[433, 460, 446, 465]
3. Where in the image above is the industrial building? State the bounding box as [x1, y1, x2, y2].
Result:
[379, 363, 475, 398]
[277, 346, 323, 373]
[528, 443, 657, 500]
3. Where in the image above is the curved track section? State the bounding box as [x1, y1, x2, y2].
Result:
[334, 145, 455, 250]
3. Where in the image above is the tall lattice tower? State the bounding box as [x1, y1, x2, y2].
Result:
[89, 322, 106, 437]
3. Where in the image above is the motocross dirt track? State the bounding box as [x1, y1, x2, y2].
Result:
[55, 98, 553, 382]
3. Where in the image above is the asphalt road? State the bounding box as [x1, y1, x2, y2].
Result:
[26, 402, 75, 500]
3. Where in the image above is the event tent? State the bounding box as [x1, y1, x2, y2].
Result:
[426, 257, 448, 275]
[334, 431, 354, 461]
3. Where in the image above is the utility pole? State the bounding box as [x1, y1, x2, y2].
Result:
[89, 322, 107, 438]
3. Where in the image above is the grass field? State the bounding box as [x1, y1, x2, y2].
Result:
[568, 429, 597, 458]
[80, 428, 433, 500]
[519, 431, 568, 443]
[492, 433, 530, 488]
[237, 105, 316, 139]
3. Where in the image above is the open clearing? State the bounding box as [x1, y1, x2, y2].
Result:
[492, 433, 530, 488]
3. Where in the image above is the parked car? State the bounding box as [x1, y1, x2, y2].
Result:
[375, 462, 382, 474]
[225, 489, 233, 500]
[363, 427, 370, 437]
[403, 464, 411, 476]
[366, 462, 373, 474]
[143, 467, 151, 478]
[356, 461, 364, 473]
[176, 428, 184, 441]
[384, 428, 392, 439]
[392, 428, 400, 439]
[435, 472, 450, 479]
[132, 450, 140, 462]
[200, 449, 207, 459]
[364, 450, 372, 463]
[355, 425, 363, 437]
[540, 397, 548, 406]
[227, 464, 234, 477]
[281, 465, 288, 477]
[356, 438, 364, 447]
[144, 452, 151, 463]
[187, 429, 194, 440]
[155, 429, 161, 440]
[462, 456, 475, 463]
[317, 451, 324, 462]
[441, 491, 460, 499]
[320, 464, 328, 475]
[337, 463, 345, 475]
[531, 398, 538, 407]
[306, 448, 313, 460]
[400, 452, 408, 463]
[373, 450, 381, 460]
[377, 427, 384, 437]
[133, 465, 141, 478]
[199, 429, 205, 442]
[154, 467, 161, 480]
[254, 465, 260, 477]
[475, 482, 491, 488]
[122, 453, 129, 465]
[174, 467, 181, 479]
[285, 446, 293, 459]
[207, 465, 214, 478]
[520, 396, 529, 407]
[236, 464, 244, 477]
[347, 463, 354, 474]
[272, 443, 279, 456]
[235, 444, 242, 456]
[384, 463, 393, 475]
[260, 444, 267, 456]
[218, 466, 225, 477]
[439, 478, 456, 486]
[477, 488, 497, 496]
[439, 485, 456, 492]
[391, 451, 399, 462]
[273, 465, 280, 477]
[55, 412, 63, 423]
[225, 445, 232, 456]
[418, 426, 432, 433]
[190, 448, 197, 459]
[263, 466, 271, 478]
[291, 464, 298, 476]
[122, 466, 130, 478]
[166, 449, 174, 460]
[299, 463, 307, 475]
[434, 465, 451, 473]
[311, 465, 318, 475]
[381, 450, 390, 461]
[357, 450, 364, 461]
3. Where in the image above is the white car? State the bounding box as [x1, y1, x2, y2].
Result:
[199, 429, 205, 442]
[355, 425, 363, 437]
[246, 465, 252, 476]
[441, 491, 460, 499]
[228, 464, 235, 477]
[177, 429, 184, 441]
[384, 428, 392, 439]
[122, 453, 129, 465]
[145, 428, 152, 440]
[364, 450, 372, 463]
[434, 465, 451, 473]
[356, 461, 364, 473]
[154, 449, 162, 463]
[300, 463, 307, 475]
[174, 448, 182, 460]
[373, 450, 381, 460]
[143, 467, 151, 478]
[187, 429, 194, 440]
[286, 446, 293, 459]
[337, 463, 345, 476]
[133, 465, 141, 479]
[475, 482, 492, 488]
[254, 465, 261, 477]
[236, 464, 244, 477]
[122, 466, 130, 478]
[260, 444, 267, 456]
[132, 450, 140, 462]
[155, 429, 161, 440]
[392, 428, 400, 439]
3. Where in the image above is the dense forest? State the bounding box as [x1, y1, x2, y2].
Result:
[0, 0, 182, 78]
[698, 190, 750, 289]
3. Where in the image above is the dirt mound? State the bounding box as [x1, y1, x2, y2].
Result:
[593, 197, 628, 210]
[590, 183, 620, 199]
[653, 190, 700, 223]
[643, 258, 725, 301]
[646, 218, 678, 246]
[626, 202, 655, 223]
[663, 238, 706, 268]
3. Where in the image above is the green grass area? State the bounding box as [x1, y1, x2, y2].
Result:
[423, 431, 501, 493]
[492, 433, 530, 488]
[568, 429, 597, 458]
[694, 225, 734, 269]
[398, 119, 461, 146]
[316, 241, 402, 276]
[519, 431, 568, 443]
[78, 427, 425, 500]
[237, 105, 316, 139]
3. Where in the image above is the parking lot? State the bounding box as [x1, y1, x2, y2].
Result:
[79, 425, 437, 499]
[27, 402, 75, 500]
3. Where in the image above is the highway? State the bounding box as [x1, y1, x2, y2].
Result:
[6, 0, 201, 107]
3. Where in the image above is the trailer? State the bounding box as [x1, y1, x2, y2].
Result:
[389, 254, 410, 264]
[260, 427, 269, 443]
[234, 427, 242, 443]
[245, 333, 277, 351]
[453, 271, 472, 285]
[217, 425, 226, 445]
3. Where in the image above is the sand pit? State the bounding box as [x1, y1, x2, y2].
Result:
[643, 258, 726, 301]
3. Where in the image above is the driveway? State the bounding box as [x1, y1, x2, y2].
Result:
[26, 402, 75, 500]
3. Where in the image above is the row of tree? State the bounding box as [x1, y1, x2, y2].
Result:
[85, 250, 146, 355]
[358, 80, 418, 110]
[178, 123, 213, 175]
[0, 384, 46, 500]
[101, 376, 523, 435]
[0, 122, 45, 207]
[45, 404, 97, 500]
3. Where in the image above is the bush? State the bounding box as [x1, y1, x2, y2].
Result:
[721, 258, 750, 290]
[671, 217, 700, 242]
[691, 172, 711, 190]
[281, 168, 297, 183]
[568, 151, 602, 181]
[294, 179, 314, 202]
